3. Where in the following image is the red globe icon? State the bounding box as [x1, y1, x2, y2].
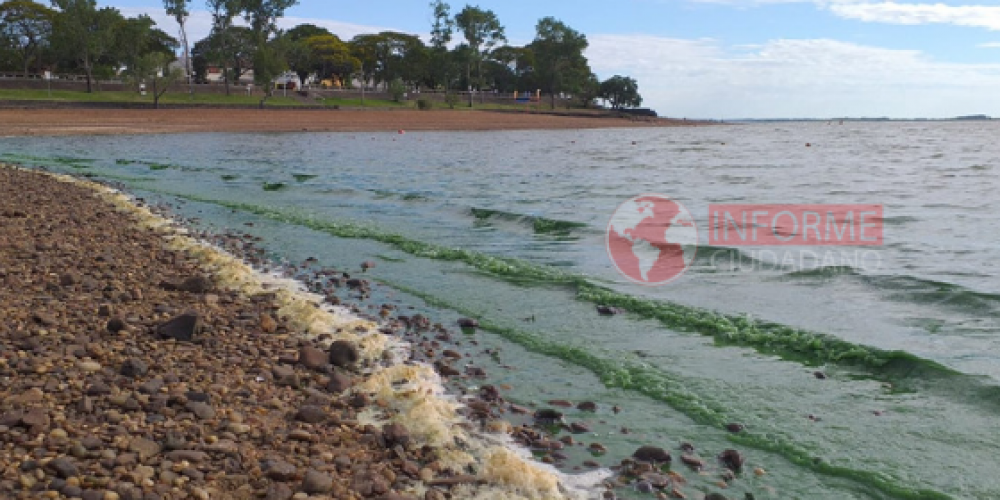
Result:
[606, 194, 699, 286]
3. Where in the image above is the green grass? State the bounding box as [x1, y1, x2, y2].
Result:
[0, 88, 569, 111]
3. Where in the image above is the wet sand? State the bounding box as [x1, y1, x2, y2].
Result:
[0, 108, 689, 137]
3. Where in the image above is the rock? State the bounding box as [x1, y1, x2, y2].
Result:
[725, 423, 745, 433]
[260, 313, 278, 333]
[457, 318, 479, 328]
[264, 482, 293, 500]
[78, 360, 102, 372]
[301, 469, 333, 494]
[577, 401, 598, 412]
[719, 449, 744, 471]
[533, 409, 564, 424]
[138, 377, 164, 394]
[382, 423, 410, 447]
[165, 450, 208, 463]
[705, 494, 729, 500]
[360, 261, 376, 271]
[106, 317, 127, 333]
[596, 305, 622, 316]
[325, 372, 353, 393]
[633, 446, 672, 463]
[186, 401, 216, 420]
[21, 408, 50, 428]
[264, 460, 298, 481]
[298, 346, 327, 371]
[119, 358, 148, 378]
[569, 422, 590, 434]
[680, 454, 705, 469]
[328, 340, 359, 368]
[47, 457, 78, 479]
[295, 406, 327, 424]
[156, 313, 202, 341]
[128, 438, 161, 461]
[272, 365, 300, 388]
[177, 276, 212, 293]
[814, 371, 827, 380]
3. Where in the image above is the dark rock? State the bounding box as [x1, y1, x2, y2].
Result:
[272, 365, 300, 388]
[138, 377, 164, 394]
[177, 276, 212, 293]
[264, 482, 293, 500]
[186, 401, 216, 420]
[21, 408, 49, 428]
[156, 313, 202, 341]
[719, 449, 745, 471]
[264, 460, 298, 481]
[814, 371, 827, 380]
[726, 423, 745, 433]
[86, 382, 111, 396]
[633, 446, 672, 463]
[596, 305, 622, 316]
[119, 358, 148, 378]
[348, 393, 369, 408]
[479, 385, 500, 402]
[295, 406, 328, 424]
[569, 422, 590, 434]
[533, 409, 564, 425]
[106, 317, 127, 333]
[705, 494, 729, 500]
[165, 450, 208, 463]
[576, 401, 597, 412]
[301, 469, 333, 494]
[457, 318, 479, 328]
[325, 372, 353, 393]
[47, 457, 78, 478]
[680, 454, 705, 469]
[383, 423, 410, 447]
[328, 340, 359, 368]
[298, 346, 328, 371]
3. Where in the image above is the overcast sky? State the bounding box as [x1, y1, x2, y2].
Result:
[101, 0, 1000, 119]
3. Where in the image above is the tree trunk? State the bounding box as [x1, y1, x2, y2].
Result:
[84, 63, 93, 94]
[178, 20, 192, 97]
[153, 78, 159, 109]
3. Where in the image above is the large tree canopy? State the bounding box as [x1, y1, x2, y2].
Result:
[528, 17, 592, 109]
[600, 74, 642, 109]
[0, 0, 55, 76]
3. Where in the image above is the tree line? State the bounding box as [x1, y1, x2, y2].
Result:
[0, 0, 643, 109]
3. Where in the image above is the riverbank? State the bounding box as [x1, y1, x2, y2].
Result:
[0, 165, 588, 499]
[0, 108, 693, 137]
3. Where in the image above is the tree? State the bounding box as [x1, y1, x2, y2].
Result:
[205, 0, 240, 94]
[600, 74, 641, 109]
[162, 0, 191, 95]
[304, 34, 358, 87]
[194, 25, 253, 87]
[528, 17, 591, 109]
[0, 0, 55, 77]
[49, 0, 123, 92]
[114, 15, 177, 83]
[454, 5, 504, 103]
[427, 0, 453, 90]
[129, 51, 183, 108]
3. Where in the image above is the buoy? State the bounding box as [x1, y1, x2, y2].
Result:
[806, 143, 812, 147]
[398, 129, 405, 135]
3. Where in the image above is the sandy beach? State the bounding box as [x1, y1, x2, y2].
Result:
[0, 108, 689, 137]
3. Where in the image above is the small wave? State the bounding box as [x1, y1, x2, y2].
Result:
[470, 207, 588, 235]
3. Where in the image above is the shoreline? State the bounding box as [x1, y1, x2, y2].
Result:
[0, 165, 591, 499]
[0, 108, 702, 137]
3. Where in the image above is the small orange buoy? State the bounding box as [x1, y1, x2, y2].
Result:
[398, 129, 405, 135]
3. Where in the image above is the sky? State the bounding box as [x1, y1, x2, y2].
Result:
[101, 0, 1000, 119]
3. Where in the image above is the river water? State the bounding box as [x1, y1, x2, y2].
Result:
[3, 121, 999, 499]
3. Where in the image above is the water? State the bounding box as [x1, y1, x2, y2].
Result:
[3, 122, 1000, 499]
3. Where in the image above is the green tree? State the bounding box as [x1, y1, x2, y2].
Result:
[49, 0, 123, 92]
[528, 17, 591, 109]
[285, 23, 330, 41]
[304, 33, 358, 86]
[427, 0, 453, 90]
[129, 51, 183, 108]
[162, 0, 191, 95]
[0, 0, 55, 77]
[115, 15, 177, 83]
[454, 5, 504, 102]
[205, 0, 240, 94]
[195, 25, 254, 86]
[600, 74, 642, 109]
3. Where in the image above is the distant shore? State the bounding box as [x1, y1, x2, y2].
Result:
[0, 108, 703, 137]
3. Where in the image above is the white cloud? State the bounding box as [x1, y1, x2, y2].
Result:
[828, 2, 1000, 30]
[587, 34, 1000, 118]
[979, 41, 1000, 47]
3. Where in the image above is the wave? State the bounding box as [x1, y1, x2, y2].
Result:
[470, 207, 589, 235]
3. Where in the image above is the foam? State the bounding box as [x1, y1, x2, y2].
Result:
[7, 164, 605, 500]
